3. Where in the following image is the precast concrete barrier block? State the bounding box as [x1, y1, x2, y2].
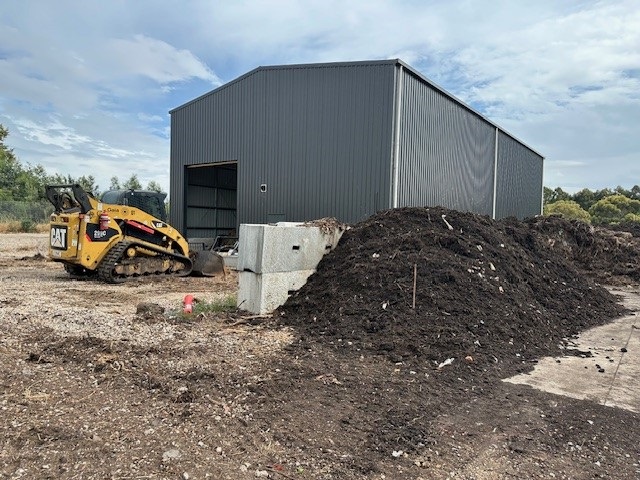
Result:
[237, 222, 343, 274]
[237, 270, 315, 315]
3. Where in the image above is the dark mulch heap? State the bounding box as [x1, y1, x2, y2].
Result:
[280, 207, 630, 377]
[608, 220, 640, 239]
[524, 215, 640, 284]
[246, 208, 640, 478]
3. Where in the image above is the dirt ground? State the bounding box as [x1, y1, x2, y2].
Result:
[1, 210, 640, 479]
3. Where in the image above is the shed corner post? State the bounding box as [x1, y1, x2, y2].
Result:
[390, 64, 404, 209]
[491, 127, 499, 219]
[539, 157, 545, 216]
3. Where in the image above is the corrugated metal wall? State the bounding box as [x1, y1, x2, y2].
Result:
[494, 131, 544, 219]
[170, 62, 396, 233]
[395, 68, 495, 215]
[170, 60, 544, 233]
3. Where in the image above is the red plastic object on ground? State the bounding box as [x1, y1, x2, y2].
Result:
[183, 294, 194, 314]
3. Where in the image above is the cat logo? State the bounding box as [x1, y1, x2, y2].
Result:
[50, 226, 67, 250]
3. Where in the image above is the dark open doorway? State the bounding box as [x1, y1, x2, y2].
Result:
[184, 162, 237, 240]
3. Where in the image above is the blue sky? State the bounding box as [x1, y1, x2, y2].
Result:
[1, 0, 638, 194]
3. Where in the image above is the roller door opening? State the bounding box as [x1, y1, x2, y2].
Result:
[184, 162, 237, 241]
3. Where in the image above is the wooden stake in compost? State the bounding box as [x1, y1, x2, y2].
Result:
[412, 263, 417, 309]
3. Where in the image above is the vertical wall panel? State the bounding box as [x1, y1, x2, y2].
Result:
[494, 131, 544, 219]
[396, 69, 495, 216]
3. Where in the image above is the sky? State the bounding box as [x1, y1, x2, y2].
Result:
[1, 0, 639, 195]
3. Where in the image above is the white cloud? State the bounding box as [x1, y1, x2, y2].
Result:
[105, 34, 221, 86]
[8, 115, 156, 161]
[137, 113, 164, 123]
[11, 117, 92, 151]
[449, 2, 640, 115]
[0, 4, 224, 193]
[0, 0, 638, 196]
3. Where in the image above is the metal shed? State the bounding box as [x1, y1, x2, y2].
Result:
[169, 59, 543, 238]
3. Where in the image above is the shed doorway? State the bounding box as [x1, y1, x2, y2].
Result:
[185, 162, 237, 241]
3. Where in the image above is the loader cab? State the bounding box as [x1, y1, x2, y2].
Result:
[101, 190, 168, 222]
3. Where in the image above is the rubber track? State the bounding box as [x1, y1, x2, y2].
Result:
[96, 241, 193, 284]
[97, 241, 130, 284]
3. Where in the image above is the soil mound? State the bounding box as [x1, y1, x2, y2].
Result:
[280, 207, 629, 377]
[523, 215, 640, 284]
[609, 220, 640, 238]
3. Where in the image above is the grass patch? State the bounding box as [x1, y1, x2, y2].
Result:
[174, 294, 237, 319]
[193, 295, 237, 314]
[0, 221, 49, 233]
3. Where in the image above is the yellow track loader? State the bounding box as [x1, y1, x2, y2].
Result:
[46, 184, 224, 283]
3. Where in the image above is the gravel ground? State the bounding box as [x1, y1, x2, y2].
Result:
[0, 233, 294, 479]
[1, 232, 639, 479]
[0, 234, 245, 344]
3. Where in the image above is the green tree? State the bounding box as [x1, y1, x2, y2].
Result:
[0, 125, 24, 200]
[76, 175, 100, 196]
[614, 185, 632, 198]
[544, 200, 591, 223]
[48, 173, 73, 185]
[146, 180, 163, 193]
[589, 194, 640, 225]
[572, 188, 597, 211]
[0, 126, 50, 202]
[30, 164, 50, 188]
[543, 187, 554, 205]
[109, 176, 120, 190]
[593, 188, 613, 203]
[543, 186, 570, 205]
[15, 170, 42, 201]
[123, 174, 142, 190]
[44, 173, 99, 197]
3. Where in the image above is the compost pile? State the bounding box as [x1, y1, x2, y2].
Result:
[249, 207, 640, 475]
[609, 220, 640, 238]
[524, 215, 640, 284]
[280, 207, 634, 378]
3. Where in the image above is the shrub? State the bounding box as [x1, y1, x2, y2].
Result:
[0, 200, 52, 223]
[544, 200, 591, 223]
[590, 194, 640, 225]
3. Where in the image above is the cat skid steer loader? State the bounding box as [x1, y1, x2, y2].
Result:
[46, 184, 224, 283]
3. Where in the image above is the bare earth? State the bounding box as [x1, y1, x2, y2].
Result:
[1, 232, 639, 479]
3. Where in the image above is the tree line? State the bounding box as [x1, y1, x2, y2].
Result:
[544, 186, 640, 225]
[1, 124, 162, 203]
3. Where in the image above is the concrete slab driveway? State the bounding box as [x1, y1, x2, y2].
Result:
[505, 285, 640, 413]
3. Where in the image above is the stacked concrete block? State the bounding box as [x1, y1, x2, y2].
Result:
[237, 222, 344, 314]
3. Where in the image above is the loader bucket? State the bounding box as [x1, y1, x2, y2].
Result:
[191, 251, 225, 277]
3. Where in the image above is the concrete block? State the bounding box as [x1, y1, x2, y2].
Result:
[238, 222, 343, 274]
[237, 270, 315, 314]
